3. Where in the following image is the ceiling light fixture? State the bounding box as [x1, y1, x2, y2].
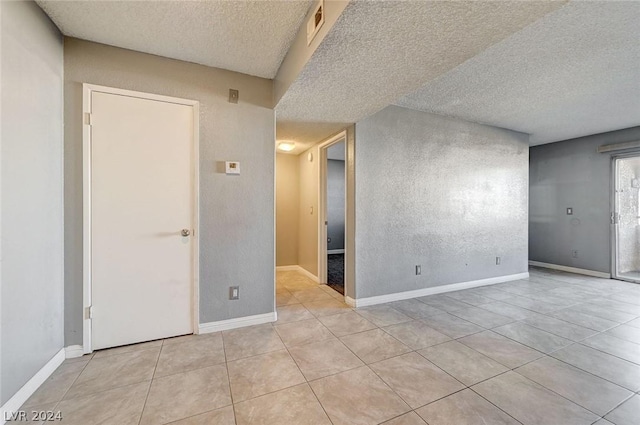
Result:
[278, 142, 296, 152]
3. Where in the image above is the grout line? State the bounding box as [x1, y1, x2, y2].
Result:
[135, 346, 161, 425]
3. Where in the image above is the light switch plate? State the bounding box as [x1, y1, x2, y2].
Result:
[225, 161, 240, 175]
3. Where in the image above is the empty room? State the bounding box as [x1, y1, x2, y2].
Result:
[1, 1, 639, 424]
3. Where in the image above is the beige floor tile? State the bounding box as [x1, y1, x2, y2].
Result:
[458, 330, 544, 369]
[155, 333, 225, 378]
[382, 320, 451, 350]
[227, 350, 305, 402]
[310, 366, 410, 425]
[274, 318, 335, 348]
[23, 360, 88, 407]
[318, 311, 377, 337]
[276, 291, 300, 307]
[419, 340, 508, 386]
[222, 324, 285, 361]
[234, 384, 331, 425]
[419, 313, 484, 339]
[167, 406, 235, 425]
[65, 348, 159, 400]
[604, 394, 640, 425]
[516, 356, 633, 416]
[370, 352, 464, 409]
[382, 412, 427, 425]
[416, 389, 520, 425]
[276, 304, 315, 324]
[140, 364, 231, 425]
[288, 338, 364, 381]
[473, 371, 598, 425]
[56, 381, 149, 425]
[93, 339, 163, 358]
[303, 298, 351, 317]
[355, 305, 412, 327]
[340, 328, 412, 364]
[291, 287, 334, 303]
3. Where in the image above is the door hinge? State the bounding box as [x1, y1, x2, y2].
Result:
[611, 212, 620, 224]
[85, 306, 93, 319]
[84, 112, 92, 126]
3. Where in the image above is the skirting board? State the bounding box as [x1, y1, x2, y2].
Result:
[0, 348, 65, 425]
[199, 312, 277, 334]
[275, 265, 319, 283]
[344, 272, 529, 308]
[327, 249, 345, 254]
[528, 261, 611, 279]
[65, 345, 85, 359]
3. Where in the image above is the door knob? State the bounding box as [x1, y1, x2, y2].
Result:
[181, 229, 191, 237]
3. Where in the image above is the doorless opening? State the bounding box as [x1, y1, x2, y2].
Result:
[318, 132, 348, 296]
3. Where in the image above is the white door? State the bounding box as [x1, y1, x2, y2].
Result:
[90, 90, 194, 350]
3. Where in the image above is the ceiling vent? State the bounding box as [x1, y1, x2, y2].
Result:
[306, 0, 325, 46]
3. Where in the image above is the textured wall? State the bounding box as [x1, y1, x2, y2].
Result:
[1, 1, 64, 404]
[355, 105, 529, 299]
[276, 153, 299, 266]
[64, 38, 275, 345]
[327, 159, 345, 250]
[530, 127, 640, 274]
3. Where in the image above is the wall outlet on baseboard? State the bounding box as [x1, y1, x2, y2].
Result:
[496, 256, 501, 265]
[416, 265, 421, 275]
[229, 286, 239, 300]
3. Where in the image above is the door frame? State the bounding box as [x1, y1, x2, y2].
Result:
[317, 131, 347, 290]
[610, 152, 640, 283]
[82, 84, 200, 354]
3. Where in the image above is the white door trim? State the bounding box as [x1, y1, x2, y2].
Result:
[317, 131, 347, 288]
[82, 83, 200, 354]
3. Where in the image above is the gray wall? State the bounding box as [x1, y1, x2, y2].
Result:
[327, 159, 345, 250]
[1, 1, 64, 404]
[530, 126, 640, 274]
[64, 38, 275, 345]
[355, 105, 529, 298]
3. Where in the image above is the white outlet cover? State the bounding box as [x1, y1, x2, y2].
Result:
[225, 161, 240, 175]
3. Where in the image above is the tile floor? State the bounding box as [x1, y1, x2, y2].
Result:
[17, 267, 640, 424]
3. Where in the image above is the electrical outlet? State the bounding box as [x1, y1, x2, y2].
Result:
[572, 250, 578, 258]
[229, 286, 239, 300]
[228, 89, 239, 104]
[566, 207, 573, 215]
[496, 256, 501, 265]
[416, 265, 421, 275]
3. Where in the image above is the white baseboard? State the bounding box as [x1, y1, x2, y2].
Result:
[327, 249, 345, 254]
[276, 265, 319, 283]
[198, 312, 277, 334]
[528, 261, 610, 279]
[275, 265, 299, 271]
[64, 345, 85, 359]
[347, 272, 529, 308]
[0, 348, 65, 424]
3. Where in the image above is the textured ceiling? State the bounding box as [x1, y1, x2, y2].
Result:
[36, 0, 312, 79]
[396, 1, 640, 146]
[275, 0, 565, 153]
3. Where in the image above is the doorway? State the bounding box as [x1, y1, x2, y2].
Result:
[318, 134, 346, 295]
[83, 84, 200, 352]
[612, 154, 640, 283]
